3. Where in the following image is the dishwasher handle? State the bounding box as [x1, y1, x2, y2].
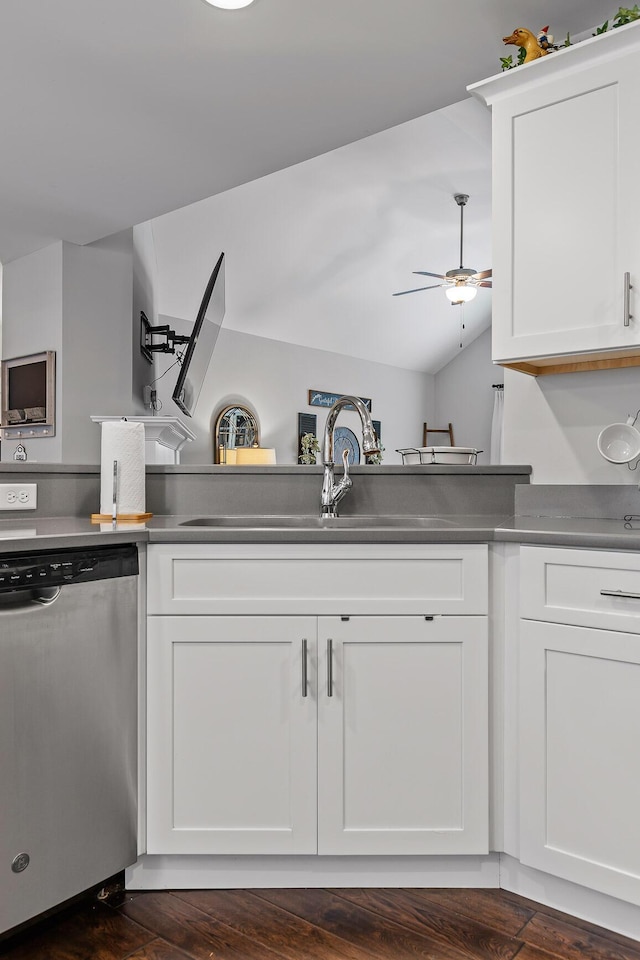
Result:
[0, 586, 61, 611]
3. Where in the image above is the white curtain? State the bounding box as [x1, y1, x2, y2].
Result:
[490, 387, 504, 463]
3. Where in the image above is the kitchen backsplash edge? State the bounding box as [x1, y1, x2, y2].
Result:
[0, 464, 530, 519]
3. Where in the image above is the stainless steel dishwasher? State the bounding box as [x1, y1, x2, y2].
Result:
[0, 543, 138, 936]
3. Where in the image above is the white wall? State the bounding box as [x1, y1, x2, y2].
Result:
[434, 328, 497, 463]
[153, 326, 433, 464]
[2, 243, 63, 461]
[61, 231, 138, 462]
[1, 98, 489, 464]
[136, 98, 491, 464]
[2, 234, 138, 463]
[503, 366, 640, 484]
[147, 97, 491, 378]
[132, 221, 157, 411]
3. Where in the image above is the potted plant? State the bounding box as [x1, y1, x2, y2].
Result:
[299, 432, 320, 464]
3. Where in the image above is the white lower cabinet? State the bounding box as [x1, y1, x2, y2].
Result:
[317, 615, 488, 855]
[146, 543, 489, 857]
[519, 547, 640, 906]
[146, 616, 317, 855]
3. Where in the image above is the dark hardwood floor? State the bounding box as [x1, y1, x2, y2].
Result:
[2, 886, 640, 960]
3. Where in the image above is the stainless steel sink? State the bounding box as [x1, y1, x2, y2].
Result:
[179, 515, 458, 529]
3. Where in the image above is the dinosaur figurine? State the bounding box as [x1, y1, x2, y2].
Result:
[503, 27, 549, 62]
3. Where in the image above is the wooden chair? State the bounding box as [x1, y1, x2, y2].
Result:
[422, 422, 455, 447]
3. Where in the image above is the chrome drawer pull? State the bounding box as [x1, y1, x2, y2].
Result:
[301, 638, 308, 698]
[624, 272, 633, 327]
[327, 638, 333, 697]
[600, 589, 640, 600]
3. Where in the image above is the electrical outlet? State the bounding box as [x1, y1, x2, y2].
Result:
[0, 483, 37, 510]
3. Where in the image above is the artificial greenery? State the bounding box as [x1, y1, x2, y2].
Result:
[366, 444, 385, 465]
[500, 7, 640, 70]
[299, 432, 320, 465]
[500, 48, 527, 71]
[606, 5, 640, 28]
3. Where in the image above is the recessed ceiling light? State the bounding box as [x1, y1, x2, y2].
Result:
[202, 0, 255, 8]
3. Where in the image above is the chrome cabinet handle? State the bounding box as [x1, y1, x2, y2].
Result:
[600, 588, 640, 600]
[327, 638, 333, 697]
[301, 638, 308, 698]
[624, 272, 633, 327]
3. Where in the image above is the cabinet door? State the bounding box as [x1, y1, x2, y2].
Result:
[147, 616, 317, 854]
[520, 619, 640, 905]
[317, 616, 488, 855]
[492, 53, 640, 363]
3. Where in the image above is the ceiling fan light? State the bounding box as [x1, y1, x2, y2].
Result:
[202, 0, 255, 8]
[445, 284, 477, 304]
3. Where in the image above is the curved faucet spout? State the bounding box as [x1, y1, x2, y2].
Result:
[321, 395, 380, 518]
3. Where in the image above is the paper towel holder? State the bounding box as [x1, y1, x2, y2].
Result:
[90, 512, 153, 523]
[90, 421, 154, 524]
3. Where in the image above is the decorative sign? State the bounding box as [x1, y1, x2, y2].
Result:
[308, 390, 372, 412]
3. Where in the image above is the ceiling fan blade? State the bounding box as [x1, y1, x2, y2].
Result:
[476, 281, 492, 288]
[413, 270, 447, 280]
[472, 269, 492, 280]
[392, 284, 443, 296]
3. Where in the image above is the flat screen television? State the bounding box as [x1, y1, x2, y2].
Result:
[172, 252, 225, 417]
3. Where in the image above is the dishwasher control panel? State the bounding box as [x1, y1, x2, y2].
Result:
[0, 544, 138, 592]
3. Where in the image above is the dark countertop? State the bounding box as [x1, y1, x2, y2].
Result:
[145, 514, 640, 549]
[1, 513, 640, 553]
[0, 517, 148, 553]
[495, 515, 640, 551]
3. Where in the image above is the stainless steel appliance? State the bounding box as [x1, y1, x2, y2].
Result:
[0, 543, 138, 935]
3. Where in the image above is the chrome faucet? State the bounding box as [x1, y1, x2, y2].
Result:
[321, 395, 380, 518]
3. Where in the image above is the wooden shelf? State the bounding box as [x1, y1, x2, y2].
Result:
[498, 349, 640, 377]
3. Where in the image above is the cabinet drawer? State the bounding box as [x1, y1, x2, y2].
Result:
[521, 546, 640, 631]
[147, 543, 488, 615]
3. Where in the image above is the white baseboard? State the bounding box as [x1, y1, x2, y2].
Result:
[499, 854, 640, 942]
[126, 854, 500, 890]
[125, 852, 640, 943]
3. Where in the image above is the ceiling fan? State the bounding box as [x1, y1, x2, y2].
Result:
[393, 193, 492, 305]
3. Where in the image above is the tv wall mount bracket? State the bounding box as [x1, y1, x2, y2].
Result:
[140, 311, 189, 364]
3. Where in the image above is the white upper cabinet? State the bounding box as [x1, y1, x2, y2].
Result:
[470, 24, 640, 374]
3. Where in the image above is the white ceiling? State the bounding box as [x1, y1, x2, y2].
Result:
[150, 97, 494, 374]
[0, 0, 616, 265]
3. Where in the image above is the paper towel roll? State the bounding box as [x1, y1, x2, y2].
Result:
[100, 420, 146, 515]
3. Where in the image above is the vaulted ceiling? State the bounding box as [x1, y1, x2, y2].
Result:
[0, 0, 616, 264]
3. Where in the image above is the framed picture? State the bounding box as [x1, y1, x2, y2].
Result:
[308, 390, 372, 412]
[1, 350, 56, 440]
